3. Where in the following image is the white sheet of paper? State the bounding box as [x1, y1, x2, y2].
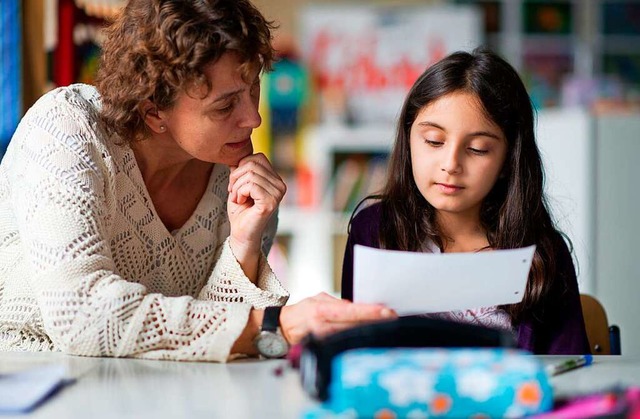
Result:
[353, 244, 536, 316]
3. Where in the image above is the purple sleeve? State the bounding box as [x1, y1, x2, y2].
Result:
[517, 234, 591, 354]
[341, 230, 355, 301]
[341, 203, 382, 301]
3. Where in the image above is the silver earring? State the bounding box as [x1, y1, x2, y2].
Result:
[159, 125, 166, 132]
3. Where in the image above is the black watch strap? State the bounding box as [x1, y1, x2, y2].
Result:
[262, 306, 282, 333]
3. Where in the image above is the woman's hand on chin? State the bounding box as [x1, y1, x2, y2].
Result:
[227, 153, 286, 272]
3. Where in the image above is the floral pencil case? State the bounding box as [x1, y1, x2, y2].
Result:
[304, 347, 553, 418]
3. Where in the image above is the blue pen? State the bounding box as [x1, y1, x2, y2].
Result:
[545, 354, 593, 376]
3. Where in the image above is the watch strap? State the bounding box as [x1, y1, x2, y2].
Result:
[262, 306, 282, 333]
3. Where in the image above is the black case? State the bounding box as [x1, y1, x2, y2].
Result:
[299, 316, 517, 401]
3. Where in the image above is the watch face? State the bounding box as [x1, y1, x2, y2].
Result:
[255, 331, 288, 358]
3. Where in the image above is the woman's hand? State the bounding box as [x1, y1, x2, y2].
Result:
[279, 293, 397, 344]
[227, 153, 286, 280]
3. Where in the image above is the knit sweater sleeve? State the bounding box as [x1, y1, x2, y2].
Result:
[197, 237, 289, 308]
[5, 86, 282, 362]
[341, 202, 382, 301]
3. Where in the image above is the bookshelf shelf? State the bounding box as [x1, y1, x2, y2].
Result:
[273, 124, 395, 299]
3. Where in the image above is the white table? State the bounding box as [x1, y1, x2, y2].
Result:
[540, 355, 640, 398]
[0, 352, 310, 419]
[1, 352, 639, 418]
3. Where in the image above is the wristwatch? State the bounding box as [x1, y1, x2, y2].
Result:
[254, 306, 289, 359]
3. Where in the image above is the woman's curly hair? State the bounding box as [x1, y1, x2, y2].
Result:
[95, 0, 275, 142]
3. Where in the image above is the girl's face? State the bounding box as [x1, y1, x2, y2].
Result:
[409, 91, 508, 220]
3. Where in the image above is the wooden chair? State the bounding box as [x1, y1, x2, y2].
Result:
[580, 294, 621, 355]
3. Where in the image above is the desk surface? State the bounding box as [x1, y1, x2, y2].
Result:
[1, 352, 640, 419]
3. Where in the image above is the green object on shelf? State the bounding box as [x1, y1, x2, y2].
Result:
[523, 1, 572, 35]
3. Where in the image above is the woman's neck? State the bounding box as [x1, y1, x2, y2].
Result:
[131, 137, 210, 193]
[435, 211, 489, 253]
[130, 137, 214, 232]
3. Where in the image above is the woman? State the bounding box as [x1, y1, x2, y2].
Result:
[342, 49, 589, 354]
[0, 0, 393, 361]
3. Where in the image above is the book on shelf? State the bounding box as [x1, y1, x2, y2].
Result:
[331, 158, 364, 213]
[329, 153, 389, 214]
[359, 156, 388, 201]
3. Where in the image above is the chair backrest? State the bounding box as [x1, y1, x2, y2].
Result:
[580, 294, 618, 355]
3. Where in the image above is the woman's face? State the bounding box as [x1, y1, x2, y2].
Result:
[158, 52, 261, 166]
[409, 91, 508, 220]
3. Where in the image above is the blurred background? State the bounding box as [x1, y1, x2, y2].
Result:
[1, 0, 639, 354]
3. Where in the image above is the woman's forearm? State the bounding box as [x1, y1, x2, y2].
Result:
[231, 308, 263, 355]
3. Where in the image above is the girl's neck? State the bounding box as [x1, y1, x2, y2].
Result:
[435, 211, 490, 253]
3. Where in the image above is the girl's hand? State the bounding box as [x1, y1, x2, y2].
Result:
[279, 293, 397, 344]
[227, 153, 286, 275]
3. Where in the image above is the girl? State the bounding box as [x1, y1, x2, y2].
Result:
[341, 48, 589, 354]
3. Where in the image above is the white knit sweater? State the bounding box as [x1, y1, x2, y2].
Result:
[0, 84, 288, 361]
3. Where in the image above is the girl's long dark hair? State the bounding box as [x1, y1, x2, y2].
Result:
[369, 48, 565, 324]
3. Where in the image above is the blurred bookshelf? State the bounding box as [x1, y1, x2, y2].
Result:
[275, 123, 395, 302]
[454, 0, 640, 108]
[330, 151, 388, 214]
[12, 0, 640, 307]
[20, 0, 124, 113]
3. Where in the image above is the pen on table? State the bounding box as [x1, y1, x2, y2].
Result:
[545, 354, 593, 377]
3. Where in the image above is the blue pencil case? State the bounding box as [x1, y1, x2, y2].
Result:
[305, 348, 553, 418]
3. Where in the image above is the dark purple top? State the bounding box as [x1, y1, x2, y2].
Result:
[341, 203, 590, 355]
